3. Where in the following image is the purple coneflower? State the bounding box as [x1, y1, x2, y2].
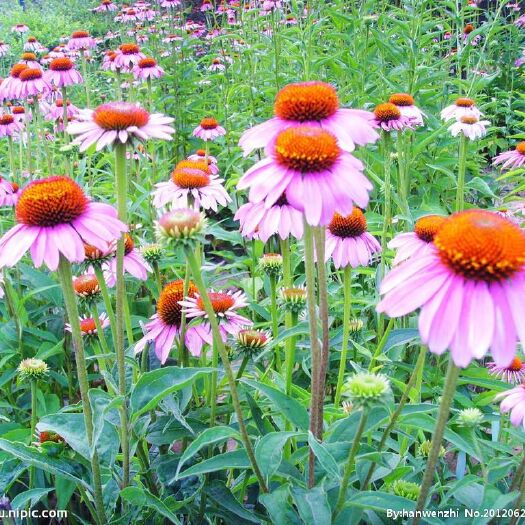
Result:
[441, 97, 481, 121]
[153, 159, 230, 212]
[0, 176, 127, 271]
[488, 357, 525, 384]
[496, 385, 525, 429]
[448, 115, 489, 140]
[105, 233, 151, 286]
[238, 125, 373, 226]
[388, 93, 425, 127]
[377, 210, 525, 368]
[193, 117, 226, 141]
[389, 215, 448, 265]
[46, 57, 83, 87]
[113, 43, 146, 70]
[132, 57, 165, 81]
[373, 102, 414, 132]
[67, 31, 97, 51]
[324, 209, 381, 269]
[180, 289, 253, 354]
[234, 193, 304, 242]
[67, 102, 174, 151]
[493, 142, 525, 171]
[0, 114, 22, 137]
[239, 81, 378, 155]
[135, 280, 202, 362]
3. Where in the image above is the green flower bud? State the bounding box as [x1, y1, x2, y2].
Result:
[18, 358, 48, 381]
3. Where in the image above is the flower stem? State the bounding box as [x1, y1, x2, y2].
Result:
[334, 266, 352, 408]
[510, 472, 525, 525]
[362, 346, 426, 489]
[29, 380, 37, 488]
[57, 256, 105, 524]
[184, 246, 268, 494]
[269, 274, 281, 371]
[455, 134, 467, 213]
[413, 360, 460, 524]
[333, 409, 369, 518]
[380, 131, 392, 280]
[93, 266, 117, 349]
[303, 220, 321, 488]
[114, 141, 130, 488]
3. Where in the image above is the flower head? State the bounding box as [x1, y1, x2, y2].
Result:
[456, 407, 484, 427]
[66, 314, 110, 338]
[153, 159, 230, 212]
[496, 385, 525, 429]
[46, 57, 83, 87]
[280, 286, 307, 314]
[67, 102, 174, 151]
[493, 142, 525, 171]
[388, 93, 425, 127]
[418, 439, 445, 458]
[325, 209, 381, 268]
[132, 57, 165, 81]
[441, 97, 481, 121]
[73, 273, 101, 300]
[67, 31, 96, 51]
[389, 480, 420, 501]
[259, 253, 283, 277]
[18, 358, 48, 380]
[236, 329, 271, 355]
[378, 210, 525, 368]
[373, 102, 414, 132]
[487, 357, 525, 384]
[141, 243, 163, 264]
[135, 279, 202, 362]
[0, 176, 126, 271]
[193, 117, 226, 141]
[448, 115, 489, 140]
[156, 208, 206, 242]
[238, 126, 373, 226]
[0, 114, 22, 137]
[239, 81, 379, 155]
[389, 214, 448, 265]
[343, 372, 391, 408]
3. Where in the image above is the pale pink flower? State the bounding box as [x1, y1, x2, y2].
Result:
[0, 176, 127, 271]
[67, 31, 97, 51]
[389, 215, 448, 265]
[132, 57, 165, 81]
[324, 209, 381, 269]
[153, 159, 230, 211]
[496, 385, 525, 429]
[238, 126, 373, 226]
[388, 93, 425, 127]
[193, 117, 226, 141]
[377, 210, 525, 368]
[180, 290, 253, 355]
[67, 102, 174, 152]
[448, 115, 489, 140]
[441, 97, 482, 121]
[239, 81, 379, 155]
[234, 194, 303, 242]
[46, 57, 83, 88]
[493, 142, 525, 170]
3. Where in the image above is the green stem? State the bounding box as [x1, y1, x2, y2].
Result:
[285, 311, 298, 397]
[184, 246, 268, 494]
[380, 131, 392, 279]
[57, 257, 105, 525]
[235, 355, 250, 381]
[413, 361, 460, 524]
[269, 274, 280, 371]
[333, 410, 369, 518]
[510, 473, 525, 525]
[114, 142, 130, 488]
[303, 220, 321, 488]
[511, 452, 525, 492]
[362, 346, 426, 489]
[455, 134, 467, 212]
[369, 318, 394, 370]
[81, 53, 90, 108]
[93, 266, 117, 350]
[29, 380, 37, 489]
[334, 266, 352, 408]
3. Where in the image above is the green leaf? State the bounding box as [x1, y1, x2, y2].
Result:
[260, 485, 301, 525]
[131, 367, 214, 419]
[205, 480, 262, 524]
[120, 486, 181, 524]
[241, 379, 309, 430]
[0, 438, 89, 489]
[346, 491, 417, 515]
[11, 488, 53, 509]
[290, 487, 331, 525]
[174, 426, 241, 481]
[255, 431, 302, 482]
[307, 431, 340, 480]
[177, 450, 249, 479]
